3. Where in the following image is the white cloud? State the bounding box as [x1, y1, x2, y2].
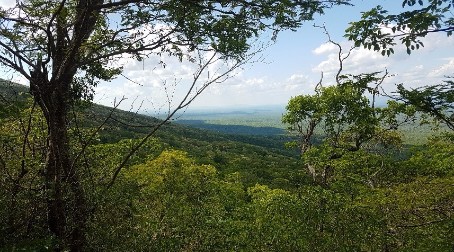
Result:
[428, 58, 454, 78]
[308, 30, 454, 92]
[312, 43, 337, 55]
[94, 47, 256, 112]
[287, 73, 306, 83]
[418, 32, 454, 51]
[0, 0, 15, 9]
[92, 16, 454, 111]
[284, 74, 311, 91]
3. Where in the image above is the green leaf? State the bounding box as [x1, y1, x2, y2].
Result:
[405, 39, 411, 47]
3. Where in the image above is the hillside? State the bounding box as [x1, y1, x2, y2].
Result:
[0, 79, 301, 187]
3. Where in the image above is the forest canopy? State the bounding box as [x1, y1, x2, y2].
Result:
[0, 0, 453, 251]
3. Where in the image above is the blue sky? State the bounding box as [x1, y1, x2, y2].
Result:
[96, 0, 454, 114]
[1, 0, 453, 114]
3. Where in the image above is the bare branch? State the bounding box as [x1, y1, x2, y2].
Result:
[106, 49, 255, 189]
[314, 24, 354, 84]
[70, 96, 127, 173]
[0, 45, 33, 79]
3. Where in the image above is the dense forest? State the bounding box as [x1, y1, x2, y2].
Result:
[1, 0, 454, 251]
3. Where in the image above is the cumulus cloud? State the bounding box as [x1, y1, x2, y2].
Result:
[308, 31, 454, 93]
[284, 74, 311, 91]
[428, 58, 454, 78]
[0, 0, 15, 9]
[312, 43, 337, 55]
[94, 47, 256, 113]
[87, 18, 454, 111]
[287, 73, 306, 83]
[417, 32, 454, 52]
[311, 48, 386, 88]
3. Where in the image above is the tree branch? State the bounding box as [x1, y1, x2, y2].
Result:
[70, 97, 127, 174]
[106, 49, 253, 189]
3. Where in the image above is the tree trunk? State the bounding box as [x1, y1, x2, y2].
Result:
[30, 70, 87, 251]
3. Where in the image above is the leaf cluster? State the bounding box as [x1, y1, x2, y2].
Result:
[397, 79, 454, 130]
[345, 0, 454, 55]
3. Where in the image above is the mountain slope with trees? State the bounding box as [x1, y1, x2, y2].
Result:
[1, 0, 454, 251]
[1, 77, 453, 251]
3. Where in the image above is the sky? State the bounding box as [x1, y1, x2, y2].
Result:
[1, 0, 454, 114]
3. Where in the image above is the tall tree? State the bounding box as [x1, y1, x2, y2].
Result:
[0, 0, 351, 250]
[345, 0, 454, 130]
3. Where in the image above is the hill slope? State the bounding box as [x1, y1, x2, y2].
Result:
[0, 79, 301, 187]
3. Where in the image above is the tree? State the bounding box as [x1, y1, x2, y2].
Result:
[0, 0, 352, 250]
[396, 80, 454, 130]
[105, 150, 224, 251]
[346, 0, 454, 130]
[282, 29, 413, 186]
[282, 74, 408, 186]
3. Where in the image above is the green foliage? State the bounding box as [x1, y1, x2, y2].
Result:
[1, 98, 451, 251]
[345, 0, 454, 139]
[88, 150, 239, 251]
[283, 73, 410, 158]
[397, 79, 454, 130]
[0, 0, 352, 88]
[345, 0, 454, 55]
[1, 2, 355, 246]
[403, 132, 454, 177]
[0, 80, 30, 118]
[358, 176, 454, 251]
[282, 93, 323, 127]
[0, 99, 50, 248]
[2, 77, 453, 251]
[246, 184, 307, 250]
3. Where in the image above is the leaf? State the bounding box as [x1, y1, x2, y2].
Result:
[405, 39, 411, 47]
[402, 0, 408, 8]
